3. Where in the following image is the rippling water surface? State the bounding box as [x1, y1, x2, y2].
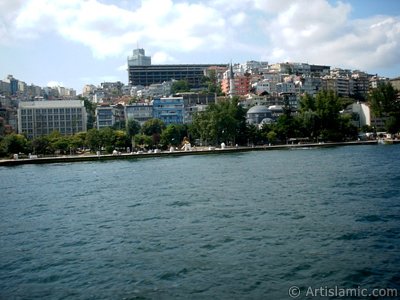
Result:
[1, 145, 400, 299]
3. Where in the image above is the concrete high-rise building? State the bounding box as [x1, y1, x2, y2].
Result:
[128, 48, 151, 66]
[18, 100, 87, 139]
[127, 48, 225, 88]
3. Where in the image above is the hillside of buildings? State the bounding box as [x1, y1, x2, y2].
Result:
[1, 49, 400, 157]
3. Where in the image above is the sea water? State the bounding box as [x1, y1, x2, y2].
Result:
[1, 145, 399, 299]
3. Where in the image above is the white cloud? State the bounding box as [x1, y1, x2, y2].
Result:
[0, 0, 27, 43]
[257, 0, 400, 71]
[230, 12, 247, 27]
[117, 64, 128, 72]
[152, 51, 176, 64]
[206, 0, 400, 72]
[252, 0, 296, 13]
[1, 0, 399, 75]
[7, 0, 228, 59]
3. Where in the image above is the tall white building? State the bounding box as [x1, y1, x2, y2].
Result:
[128, 48, 151, 66]
[18, 100, 87, 139]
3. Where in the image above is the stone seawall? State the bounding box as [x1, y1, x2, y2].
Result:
[0, 140, 390, 167]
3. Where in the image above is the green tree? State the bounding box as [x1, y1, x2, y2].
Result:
[160, 124, 187, 147]
[266, 131, 277, 144]
[315, 90, 342, 132]
[171, 80, 190, 94]
[85, 128, 102, 151]
[134, 134, 153, 149]
[125, 119, 141, 150]
[1, 133, 30, 156]
[80, 96, 96, 129]
[297, 110, 319, 140]
[126, 119, 141, 138]
[338, 114, 358, 141]
[234, 99, 249, 145]
[141, 118, 165, 145]
[299, 93, 316, 112]
[246, 124, 263, 145]
[191, 98, 247, 145]
[297, 90, 347, 141]
[52, 136, 71, 154]
[32, 136, 51, 155]
[141, 118, 165, 136]
[203, 70, 223, 95]
[70, 132, 87, 151]
[369, 82, 399, 117]
[190, 108, 214, 144]
[114, 130, 129, 149]
[369, 82, 400, 134]
[274, 114, 299, 142]
[0, 117, 4, 137]
[99, 127, 116, 153]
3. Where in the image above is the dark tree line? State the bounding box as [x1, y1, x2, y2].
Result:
[368, 82, 400, 133]
[190, 91, 358, 146]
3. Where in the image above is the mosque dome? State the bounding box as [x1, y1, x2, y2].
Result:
[260, 118, 274, 125]
[246, 105, 272, 125]
[247, 105, 271, 114]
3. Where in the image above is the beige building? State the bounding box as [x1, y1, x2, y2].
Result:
[390, 77, 400, 91]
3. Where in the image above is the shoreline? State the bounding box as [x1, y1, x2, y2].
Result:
[0, 140, 397, 167]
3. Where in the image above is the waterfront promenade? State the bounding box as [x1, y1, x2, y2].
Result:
[0, 140, 393, 167]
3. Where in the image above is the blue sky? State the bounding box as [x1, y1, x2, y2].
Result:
[1, 0, 399, 93]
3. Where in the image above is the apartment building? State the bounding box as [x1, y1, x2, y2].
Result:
[125, 103, 153, 125]
[95, 105, 115, 129]
[18, 100, 87, 139]
[152, 97, 184, 125]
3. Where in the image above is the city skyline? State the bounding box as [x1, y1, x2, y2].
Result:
[1, 0, 400, 92]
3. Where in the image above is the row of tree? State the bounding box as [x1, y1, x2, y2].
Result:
[0, 119, 188, 157]
[191, 91, 358, 146]
[168, 83, 398, 146]
[1, 83, 398, 157]
[369, 82, 400, 134]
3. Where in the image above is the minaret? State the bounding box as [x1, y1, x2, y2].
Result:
[228, 62, 235, 98]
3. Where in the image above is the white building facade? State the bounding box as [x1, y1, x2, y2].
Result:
[18, 100, 87, 139]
